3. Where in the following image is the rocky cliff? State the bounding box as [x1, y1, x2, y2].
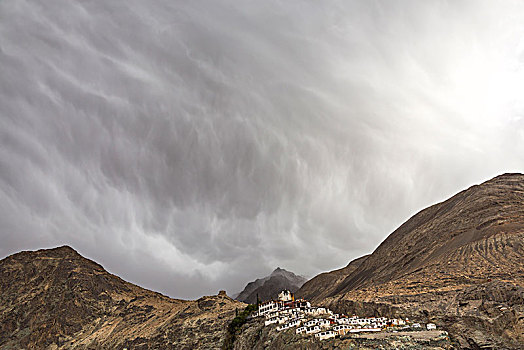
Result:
[235, 267, 307, 304]
[0, 246, 245, 349]
[297, 173, 524, 349]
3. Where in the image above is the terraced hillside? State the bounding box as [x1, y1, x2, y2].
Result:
[0, 246, 245, 349]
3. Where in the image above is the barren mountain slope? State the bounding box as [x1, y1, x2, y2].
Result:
[0, 246, 245, 349]
[306, 173, 524, 348]
[332, 173, 524, 296]
[295, 255, 368, 303]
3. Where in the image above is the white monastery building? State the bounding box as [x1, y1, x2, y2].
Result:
[256, 290, 426, 341]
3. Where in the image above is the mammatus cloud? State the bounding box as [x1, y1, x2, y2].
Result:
[1, 0, 523, 298]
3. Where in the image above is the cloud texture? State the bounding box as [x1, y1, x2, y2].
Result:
[1, 0, 524, 298]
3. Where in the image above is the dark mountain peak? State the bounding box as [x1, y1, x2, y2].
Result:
[270, 267, 289, 276]
[236, 268, 307, 304]
[270, 267, 305, 279]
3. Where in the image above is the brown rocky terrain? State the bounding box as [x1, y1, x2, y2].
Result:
[297, 173, 524, 349]
[2, 173, 523, 349]
[0, 246, 245, 349]
[233, 317, 452, 350]
[296, 255, 369, 302]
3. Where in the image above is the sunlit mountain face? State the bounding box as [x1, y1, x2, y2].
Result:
[1, 0, 523, 299]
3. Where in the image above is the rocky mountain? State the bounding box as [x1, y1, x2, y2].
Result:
[2, 173, 523, 349]
[236, 268, 307, 304]
[0, 246, 245, 349]
[297, 173, 524, 349]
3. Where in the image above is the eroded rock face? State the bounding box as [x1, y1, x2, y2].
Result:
[297, 173, 524, 349]
[0, 246, 245, 349]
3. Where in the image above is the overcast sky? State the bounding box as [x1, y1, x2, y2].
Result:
[1, 0, 523, 299]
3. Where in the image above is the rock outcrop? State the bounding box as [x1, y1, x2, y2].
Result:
[0, 246, 245, 349]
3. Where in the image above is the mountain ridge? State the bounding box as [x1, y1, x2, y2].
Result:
[297, 172, 524, 348]
[1, 173, 523, 349]
[332, 172, 524, 296]
[0, 245, 244, 349]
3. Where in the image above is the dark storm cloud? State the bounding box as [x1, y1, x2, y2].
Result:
[1, 0, 524, 298]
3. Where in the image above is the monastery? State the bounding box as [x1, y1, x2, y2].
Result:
[256, 290, 435, 341]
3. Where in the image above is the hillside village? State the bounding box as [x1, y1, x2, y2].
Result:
[256, 290, 436, 341]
